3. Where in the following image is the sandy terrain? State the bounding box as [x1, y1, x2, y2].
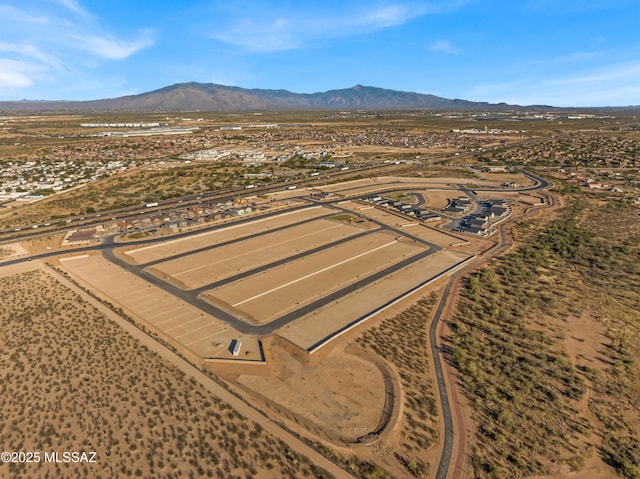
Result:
[150, 218, 369, 289]
[472, 191, 520, 201]
[342, 189, 453, 220]
[59, 254, 257, 360]
[0, 264, 335, 479]
[515, 193, 547, 206]
[475, 171, 537, 186]
[421, 190, 461, 210]
[526, 309, 616, 479]
[315, 176, 508, 196]
[122, 205, 333, 264]
[0, 257, 40, 276]
[0, 242, 30, 261]
[20, 233, 67, 254]
[316, 180, 453, 197]
[238, 345, 386, 442]
[267, 188, 313, 200]
[399, 223, 492, 255]
[204, 232, 425, 323]
[472, 190, 546, 207]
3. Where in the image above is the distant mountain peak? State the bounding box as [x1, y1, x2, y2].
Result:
[0, 82, 524, 112]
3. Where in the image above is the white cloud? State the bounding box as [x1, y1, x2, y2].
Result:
[54, 0, 90, 17]
[0, 41, 62, 70]
[214, 18, 298, 52]
[429, 40, 461, 54]
[78, 31, 155, 60]
[210, 2, 437, 52]
[0, 5, 50, 26]
[0, 1, 154, 98]
[363, 5, 413, 28]
[529, 50, 603, 66]
[550, 62, 640, 86]
[468, 61, 640, 106]
[0, 59, 36, 88]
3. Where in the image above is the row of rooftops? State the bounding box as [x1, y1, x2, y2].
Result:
[442, 196, 473, 213]
[456, 199, 510, 236]
[364, 195, 439, 221]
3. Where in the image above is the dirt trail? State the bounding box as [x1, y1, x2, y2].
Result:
[45, 264, 356, 479]
[435, 186, 560, 479]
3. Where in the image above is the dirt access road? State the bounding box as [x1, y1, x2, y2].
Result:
[431, 179, 556, 479]
[45, 265, 357, 479]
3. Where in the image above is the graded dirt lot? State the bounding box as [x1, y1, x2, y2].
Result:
[514, 192, 547, 206]
[314, 176, 504, 196]
[345, 200, 490, 251]
[150, 217, 371, 289]
[315, 178, 453, 197]
[0, 242, 29, 261]
[280, 249, 470, 351]
[20, 233, 68, 254]
[204, 231, 426, 324]
[238, 344, 387, 442]
[122, 205, 332, 264]
[0, 258, 40, 277]
[342, 189, 455, 216]
[421, 189, 461, 209]
[475, 171, 537, 186]
[59, 254, 255, 360]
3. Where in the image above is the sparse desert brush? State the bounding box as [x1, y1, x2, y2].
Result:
[0, 269, 330, 478]
[450, 194, 640, 478]
[356, 293, 439, 472]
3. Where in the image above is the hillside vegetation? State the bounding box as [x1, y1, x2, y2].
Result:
[356, 295, 440, 478]
[450, 190, 640, 478]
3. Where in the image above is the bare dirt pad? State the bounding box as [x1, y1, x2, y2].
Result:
[204, 232, 426, 324]
[422, 190, 460, 210]
[122, 205, 332, 264]
[0, 266, 327, 479]
[474, 190, 546, 206]
[315, 176, 509, 196]
[59, 254, 253, 360]
[0, 258, 40, 277]
[475, 171, 537, 186]
[0, 242, 29, 261]
[150, 217, 369, 289]
[281, 249, 469, 351]
[239, 346, 386, 442]
[360, 206, 458, 246]
[20, 233, 67, 254]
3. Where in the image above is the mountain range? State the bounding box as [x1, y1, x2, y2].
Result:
[0, 82, 525, 112]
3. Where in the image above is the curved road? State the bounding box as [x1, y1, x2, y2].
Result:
[429, 169, 553, 479]
[1, 168, 553, 478]
[45, 267, 357, 479]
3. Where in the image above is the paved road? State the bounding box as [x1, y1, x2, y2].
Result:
[431, 280, 457, 479]
[2, 195, 444, 339]
[1, 168, 554, 479]
[45, 266, 356, 479]
[0, 161, 409, 242]
[104, 232, 439, 337]
[429, 169, 553, 479]
[0, 202, 318, 265]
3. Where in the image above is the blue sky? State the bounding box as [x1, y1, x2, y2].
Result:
[1, 0, 639, 106]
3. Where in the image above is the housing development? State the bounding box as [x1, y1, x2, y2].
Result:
[1, 109, 638, 479]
